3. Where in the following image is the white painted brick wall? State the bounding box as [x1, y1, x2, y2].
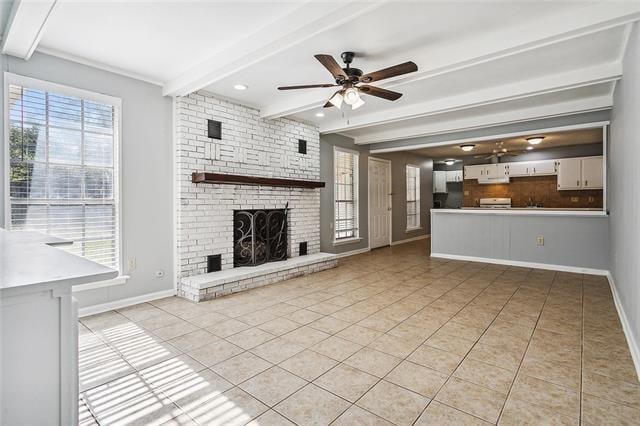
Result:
[176, 91, 322, 285]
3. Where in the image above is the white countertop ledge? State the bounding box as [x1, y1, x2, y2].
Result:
[431, 208, 608, 217]
[0, 229, 118, 294]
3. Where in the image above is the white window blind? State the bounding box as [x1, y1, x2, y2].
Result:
[334, 148, 359, 240]
[7, 78, 121, 271]
[406, 165, 420, 230]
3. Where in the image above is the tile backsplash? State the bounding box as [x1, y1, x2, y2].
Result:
[463, 175, 603, 208]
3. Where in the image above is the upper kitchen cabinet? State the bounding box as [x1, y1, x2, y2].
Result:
[557, 156, 603, 190]
[503, 159, 557, 177]
[433, 170, 447, 193]
[446, 170, 463, 182]
[464, 165, 483, 180]
[581, 157, 604, 189]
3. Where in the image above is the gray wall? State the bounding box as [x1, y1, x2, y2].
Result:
[431, 211, 610, 270]
[320, 134, 433, 254]
[0, 53, 174, 310]
[610, 23, 639, 362]
[320, 134, 370, 254]
[375, 151, 433, 241]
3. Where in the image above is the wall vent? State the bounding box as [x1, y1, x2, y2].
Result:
[298, 139, 307, 154]
[299, 242, 308, 256]
[207, 119, 222, 139]
[207, 254, 222, 273]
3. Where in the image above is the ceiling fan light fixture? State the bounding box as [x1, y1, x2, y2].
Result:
[343, 87, 361, 105]
[329, 91, 344, 108]
[351, 97, 365, 110]
[527, 146, 534, 150]
[527, 136, 545, 145]
[460, 144, 475, 152]
[444, 159, 456, 166]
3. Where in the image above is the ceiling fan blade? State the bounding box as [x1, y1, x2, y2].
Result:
[358, 85, 402, 101]
[277, 84, 338, 90]
[323, 101, 334, 108]
[361, 61, 418, 83]
[314, 54, 347, 81]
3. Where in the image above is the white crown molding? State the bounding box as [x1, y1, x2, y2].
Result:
[35, 46, 165, 87]
[1, 0, 57, 60]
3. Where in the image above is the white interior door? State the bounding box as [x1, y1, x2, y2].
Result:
[369, 158, 391, 249]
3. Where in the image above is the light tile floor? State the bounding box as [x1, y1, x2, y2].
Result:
[79, 240, 640, 425]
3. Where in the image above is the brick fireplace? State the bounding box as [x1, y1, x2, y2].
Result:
[175, 91, 336, 301]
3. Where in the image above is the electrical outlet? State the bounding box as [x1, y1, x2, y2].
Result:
[588, 196, 594, 203]
[464, 191, 469, 196]
[571, 197, 579, 203]
[127, 257, 137, 272]
[536, 236, 544, 246]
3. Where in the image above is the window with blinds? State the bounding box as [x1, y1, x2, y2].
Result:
[334, 148, 359, 241]
[406, 165, 420, 230]
[7, 77, 121, 271]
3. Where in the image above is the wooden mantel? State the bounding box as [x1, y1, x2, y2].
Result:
[192, 172, 325, 189]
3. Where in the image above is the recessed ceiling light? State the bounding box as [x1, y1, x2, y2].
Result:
[527, 136, 545, 145]
[460, 144, 475, 152]
[444, 159, 456, 166]
[315, 112, 325, 118]
[233, 84, 248, 91]
[527, 146, 534, 150]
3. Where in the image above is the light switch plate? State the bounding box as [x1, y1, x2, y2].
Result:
[536, 236, 544, 246]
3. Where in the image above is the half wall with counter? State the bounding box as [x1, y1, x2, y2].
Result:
[430, 209, 609, 273]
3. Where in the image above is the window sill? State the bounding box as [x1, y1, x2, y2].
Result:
[405, 227, 423, 233]
[73, 275, 129, 292]
[333, 237, 363, 246]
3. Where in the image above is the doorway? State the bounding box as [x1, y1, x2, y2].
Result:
[368, 157, 392, 248]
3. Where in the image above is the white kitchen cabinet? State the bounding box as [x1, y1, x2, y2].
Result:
[446, 170, 463, 182]
[506, 162, 530, 177]
[433, 170, 447, 193]
[464, 165, 483, 180]
[582, 157, 603, 189]
[557, 158, 583, 190]
[482, 164, 499, 180]
[529, 160, 557, 176]
[497, 163, 509, 178]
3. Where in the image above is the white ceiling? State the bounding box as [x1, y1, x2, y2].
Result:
[2, 0, 639, 146]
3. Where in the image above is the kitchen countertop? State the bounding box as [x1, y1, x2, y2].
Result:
[432, 208, 608, 217]
[0, 229, 118, 294]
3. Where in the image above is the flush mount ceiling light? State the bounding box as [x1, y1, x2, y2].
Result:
[315, 112, 325, 118]
[459, 144, 475, 152]
[527, 136, 545, 145]
[233, 84, 248, 91]
[527, 146, 534, 150]
[444, 159, 456, 166]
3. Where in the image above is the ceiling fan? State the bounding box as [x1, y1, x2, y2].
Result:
[474, 142, 523, 160]
[277, 51, 418, 110]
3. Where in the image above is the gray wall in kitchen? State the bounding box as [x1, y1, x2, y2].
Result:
[0, 53, 175, 311]
[431, 211, 610, 270]
[375, 151, 433, 242]
[610, 23, 639, 360]
[320, 134, 433, 254]
[370, 110, 611, 153]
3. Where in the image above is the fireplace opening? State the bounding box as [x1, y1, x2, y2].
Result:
[234, 205, 288, 267]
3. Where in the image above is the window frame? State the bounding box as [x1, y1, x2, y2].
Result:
[333, 146, 360, 244]
[405, 164, 421, 231]
[3, 72, 124, 282]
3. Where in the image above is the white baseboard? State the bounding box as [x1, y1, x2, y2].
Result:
[335, 246, 371, 258]
[78, 289, 175, 317]
[429, 252, 608, 275]
[391, 234, 430, 246]
[606, 271, 640, 380]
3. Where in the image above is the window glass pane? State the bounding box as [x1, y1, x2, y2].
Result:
[49, 127, 82, 164]
[84, 101, 114, 134]
[48, 93, 81, 130]
[10, 163, 47, 199]
[85, 169, 114, 199]
[85, 132, 114, 166]
[49, 166, 83, 198]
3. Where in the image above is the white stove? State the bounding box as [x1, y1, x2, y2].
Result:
[479, 198, 512, 208]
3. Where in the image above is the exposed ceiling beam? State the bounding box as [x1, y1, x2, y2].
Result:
[320, 62, 621, 135]
[352, 94, 613, 145]
[1, 0, 57, 60]
[163, 0, 387, 97]
[260, 2, 640, 119]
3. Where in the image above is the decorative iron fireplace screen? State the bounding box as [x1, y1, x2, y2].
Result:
[234, 207, 288, 267]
